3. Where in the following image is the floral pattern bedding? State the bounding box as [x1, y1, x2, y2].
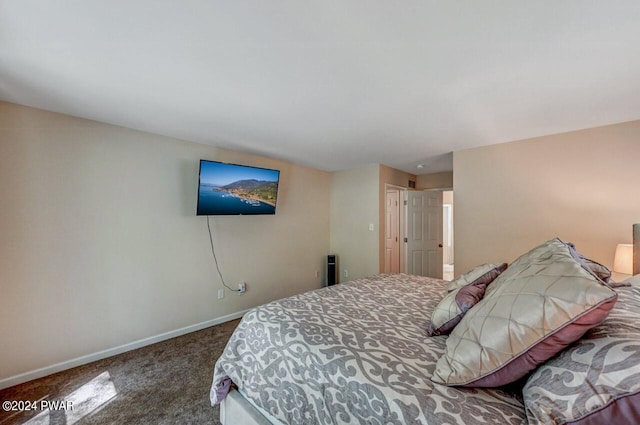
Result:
[210, 273, 526, 424]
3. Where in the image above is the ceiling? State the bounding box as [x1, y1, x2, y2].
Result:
[2, 1, 640, 174]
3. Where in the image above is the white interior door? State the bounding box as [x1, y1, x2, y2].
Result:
[406, 191, 426, 276]
[385, 190, 400, 273]
[425, 190, 443, 279]
[406, 190, 443, 278]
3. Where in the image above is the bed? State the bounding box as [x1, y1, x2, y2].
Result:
[210, 240, 640, 425]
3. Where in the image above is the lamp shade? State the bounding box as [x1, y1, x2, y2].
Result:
[614, 244, 633, 275]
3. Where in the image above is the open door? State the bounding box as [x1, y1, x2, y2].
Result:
[406, 190, 443, 278]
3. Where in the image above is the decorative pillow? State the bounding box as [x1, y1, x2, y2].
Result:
[431, 238, 618, 387]
[446, 263, 508, 293]
[582, 257, 612, 283]
[429, 263, 507, 336]
[523, 284, 640, 424]
[567, 242, 613, 284]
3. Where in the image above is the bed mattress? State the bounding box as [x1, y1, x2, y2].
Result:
[210, 274, 526, 424]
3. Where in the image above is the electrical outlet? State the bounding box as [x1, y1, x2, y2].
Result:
[315, 270, 320, 278]
[217, 289, 224, 299]
[238, 282, 246, 294]
[344, 269, 349, 278]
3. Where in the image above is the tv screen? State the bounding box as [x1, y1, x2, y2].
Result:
[197, 160, 280, 215]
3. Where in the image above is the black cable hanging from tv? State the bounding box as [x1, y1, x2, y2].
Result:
[207, 216, 240, 292]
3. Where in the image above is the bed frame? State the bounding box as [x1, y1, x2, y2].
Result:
[220, 388, 277, 425]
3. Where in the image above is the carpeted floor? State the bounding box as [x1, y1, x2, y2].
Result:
[0, 319, 240, 425]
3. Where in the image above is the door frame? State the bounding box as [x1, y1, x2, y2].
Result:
[383, 184, 455, 278]
[385, 188, 400, 273]
[384, 184, 407, 273]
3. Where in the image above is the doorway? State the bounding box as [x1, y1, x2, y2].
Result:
[385, 189, 454, 280]
[384, 188, 401, 273]
[442, 191, 454, 280]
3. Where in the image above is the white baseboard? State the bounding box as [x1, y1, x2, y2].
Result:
[0, 309, 249, 390]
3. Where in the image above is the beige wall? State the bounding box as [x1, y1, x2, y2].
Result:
[329, 164, 414, 279]
[0, 102, 331, 382]
[330, 164, 380, 281]
[416, 171, 453, 189]
[379, 165, 416, 272]
[454, 120, 640, 275]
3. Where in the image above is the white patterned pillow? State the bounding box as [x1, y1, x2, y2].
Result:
[523, 283, 640, 424]
[446, 263, 507, 292]
[428, 263, 507, 336]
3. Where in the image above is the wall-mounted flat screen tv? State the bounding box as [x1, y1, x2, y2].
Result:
[197, 160, 280, 215]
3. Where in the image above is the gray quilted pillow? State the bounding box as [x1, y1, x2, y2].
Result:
[523, 281, 640, 424]
[432, 238, 618, 387]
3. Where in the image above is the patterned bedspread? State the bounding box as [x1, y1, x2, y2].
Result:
[210, 274, 526, 424]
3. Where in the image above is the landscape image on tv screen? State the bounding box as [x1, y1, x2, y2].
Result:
[197, 160, 280, 215]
